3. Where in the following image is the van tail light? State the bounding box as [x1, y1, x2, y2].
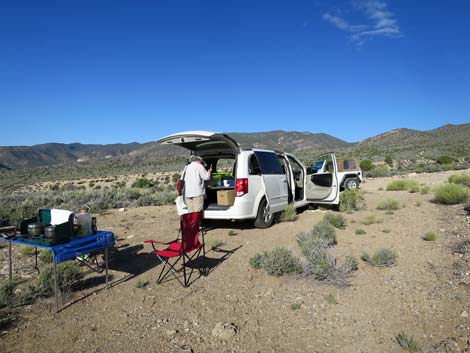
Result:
[235, 178, 248, 197]
[176, 180, 184, 196]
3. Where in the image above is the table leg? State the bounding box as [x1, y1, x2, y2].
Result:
[8, 241, 12, 283]
[105, 247, 109, 288]
[53, 253, 58, 312]
[34, 246, 39, 274]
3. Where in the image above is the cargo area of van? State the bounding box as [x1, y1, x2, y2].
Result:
[202, 157, 237, 211]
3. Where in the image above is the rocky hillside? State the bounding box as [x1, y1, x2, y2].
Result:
[354, 124, 470, 160]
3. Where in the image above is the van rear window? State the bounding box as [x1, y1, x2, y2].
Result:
[254, 151, 283, 175]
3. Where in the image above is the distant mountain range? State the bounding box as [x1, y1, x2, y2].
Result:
[0, 124, 468, 170]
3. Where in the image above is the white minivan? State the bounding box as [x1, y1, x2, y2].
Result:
[158, 131, 340, 228]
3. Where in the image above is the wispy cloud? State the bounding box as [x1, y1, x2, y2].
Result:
[323, 1, 402, 46]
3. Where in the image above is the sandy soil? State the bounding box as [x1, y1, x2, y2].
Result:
[1, 170, 469, 353]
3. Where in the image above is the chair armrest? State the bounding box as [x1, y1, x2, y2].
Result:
[144, 240, 171, 245]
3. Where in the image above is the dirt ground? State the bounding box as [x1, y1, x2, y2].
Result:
[1, 170, 469, 353]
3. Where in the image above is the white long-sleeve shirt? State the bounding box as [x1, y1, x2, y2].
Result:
[184, 161, 211, 198]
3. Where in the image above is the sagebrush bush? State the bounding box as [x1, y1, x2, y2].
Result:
[355, 229, 366, 235]
[361, 248, 397, 267]
[323, 214, 347, 229]
[449, 174, 470, 188]
[432, 183, 468, 205]
[297, 221, 337, 249]
[386, 180, 419, 191]
[279, 204, 297, 222]
[339, 190, 362, 212]
[376, 198, 400, 211]
[249, 247, 302, 277]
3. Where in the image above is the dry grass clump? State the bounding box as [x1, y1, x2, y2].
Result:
[361, 248, 397, 267]
[422, 231, 437, 241]
[355, 229, 366, 235]
[386, 180, 419, 192]
[432, 183, 468, 205]
[362, 215, 384, 225]
[376, 198, 400, 211]
[449, 174, 470, 187]
[420, 185, 431, 194]
[279, 204, 297, 222]
[322, 213, 347, 229]
[249, 247, 302, 277]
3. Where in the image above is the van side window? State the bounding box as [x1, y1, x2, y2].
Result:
[254, 151, 283, 175]
[249, 154, 261, 175]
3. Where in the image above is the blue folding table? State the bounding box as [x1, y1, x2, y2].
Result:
[0, 231, 115, 311]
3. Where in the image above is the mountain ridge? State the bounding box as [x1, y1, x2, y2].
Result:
[1, 124, 469, 170]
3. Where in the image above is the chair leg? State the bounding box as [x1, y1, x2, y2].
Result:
[182, 251, 188, 287]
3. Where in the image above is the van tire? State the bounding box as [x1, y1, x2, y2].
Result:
[254, 198, 274, 228]
[344, 178, 360, 190]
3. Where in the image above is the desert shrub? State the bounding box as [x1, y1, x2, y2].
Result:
[279, 204, 297, 222]
[420, 185, 430, 194]
[132, 178, 152, 188]
[422, 231, 437, 241]
[307, 221, 337, 246]
[38, 262, 83, 295]
[361, 215, 384, 225]
[396, 333, 419, 352]
[449, 174, 470, 188]
[341, 255, 359, 272]
[0, 281, 15, 308]
[171, 173, 180, 183]
[250, 247, 302, 277]
[376, 198, 400, 211]
[432, 184, 468, 204]
[386, 180, 419, 191]
[421, 163, 443, 173]
[324, 293, 338, 304]
[384, 155, 393, 167]
[359, 160, 374, 172]
[249, 253, 265, 269]
[339, 190, 362, 212]
[323, 214, 347, 229]
[355, 229, 366, 235]
[228, 229, 237, 236]
[366, 165, 391, 178]
[361, 248, 397, 267]
[39, 249, 53, 263]
[436, 155, 454, 165]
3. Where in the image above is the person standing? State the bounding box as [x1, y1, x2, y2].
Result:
[184, 155, 212, 213]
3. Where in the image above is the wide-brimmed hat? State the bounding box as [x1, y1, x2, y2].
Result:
[189, 155, 204, 162]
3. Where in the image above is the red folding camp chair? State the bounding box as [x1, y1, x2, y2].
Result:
[144, 211, 206, 287]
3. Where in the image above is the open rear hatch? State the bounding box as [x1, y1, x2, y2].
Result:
[158, 130, 240, 155]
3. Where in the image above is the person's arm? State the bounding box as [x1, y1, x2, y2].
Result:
[198, 164, 211, 181]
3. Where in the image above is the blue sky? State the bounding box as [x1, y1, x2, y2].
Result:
[1, 0, 469, 146]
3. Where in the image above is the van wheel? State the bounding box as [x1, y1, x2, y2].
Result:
[254, 198, 274, 228]
[344, 178, 360, 190]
